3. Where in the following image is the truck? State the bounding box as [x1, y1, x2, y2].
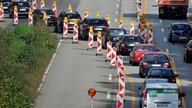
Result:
[158, 0, 188, 19]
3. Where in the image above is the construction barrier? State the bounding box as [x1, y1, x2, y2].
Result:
[0, 2, 4, 22]
[137, 0, 142, 20]
[106, 41, 113, 61]
[148, 24, 153, 44]
[63, 17, 68, 38]
[106, 15, 110, 27]
[137, 12, 143, 34]
[43, 12, 47, 26]
[72, 21, 78, 43]
[117, 76, 125, 108]
[110, 47, 116, 67]
[140, 23, 147, 42]
[130, 20, 135, 34]
[119, 17, 123, 28]
[118, 65, 125, 77]
[84, 8, 88, 18]
[88, 26, 94, 49]
[117, 56, 123, 68]
[96, 31, 102, 56]
[28, 8, 33, 25]
[41, 0, 45, 9]
[68, 4, 72, 12]
[96, 11, 100, 17]
[13, 6, 18, 25]
[52, 1, 57, 17]
[32, 0, 37, 11]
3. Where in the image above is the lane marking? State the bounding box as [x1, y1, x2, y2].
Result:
[115, 18, 117, 22]
[116, 11, 118, 14]
[166, 48, 169, 53]
[107, 91, 111, 99]
[161, 28, 164, 32]
[160, 19, 162, 23]
[109, 74, 112, 81]
[117, 4, 119, 8]
[163, 37, 166, 42]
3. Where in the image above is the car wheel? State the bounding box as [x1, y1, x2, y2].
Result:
[168, 36, 172, 43]
[129, 58, 132, 64]
[185, 55, 189, 63]
[139, 70, 144, 78]
[132, 61, 136, 66]
[139, 102, 142, 108]
[54, 26, 58, 33]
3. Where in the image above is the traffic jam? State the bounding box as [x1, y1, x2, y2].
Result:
[0, 0, 192, 108]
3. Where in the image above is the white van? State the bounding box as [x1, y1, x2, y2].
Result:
[138, 79, 185, 108]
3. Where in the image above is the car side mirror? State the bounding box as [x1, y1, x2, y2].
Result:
[180, 93, 185, 97]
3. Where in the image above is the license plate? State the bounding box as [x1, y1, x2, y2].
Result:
[20, 9, 26, 11]
[152, 64, 161, 67]
[157, 103, 168, 107]
[94, 28, 102, 30]
[129, 44, 135, 46]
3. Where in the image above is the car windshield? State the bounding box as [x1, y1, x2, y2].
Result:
[41, 10, 54, 15]
[109, 29, 125, 36]
[149, 69, 174, 76]
[123, 36, 142, 42]
[14, 2, 30, 7]
[88, 19, 108, 26]
[143, 54, 167, 61]
[136, 45, 156, 51]
[65, 14, 81, 19]
[173, 24, 190, 30]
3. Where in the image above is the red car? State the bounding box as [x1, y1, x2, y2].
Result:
[129, 44, 159, 66]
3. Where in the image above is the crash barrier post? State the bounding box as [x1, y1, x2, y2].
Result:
[96, 31, 103, 56]
[96, 11, 100, 17]
[28, 8, 33, 25]
[63, 17, 68, 38]
[117, 76, 125, 108]
[110, 47, 116, 67]
[84, 8, 88, 18]
[0, 2, 4, 22]
[148, 24, 153, 44]
[138, 12, 143, 34]
[140, 20, 147, 42]
[130, 20, 135, 34]
[32, 0, 37, 11]
[106, 15, 110, 27]
[41, 0, 45, 9]
[119, 17, 123, 28]
[43, 12, 47, 26]
[105, 41, 112, 62]
[13, 6, 18, 26]
[68, 4, 72, 12]
[87, 26, 94, 50]
[52, 1, 57, 17]
[117, 56, 123, 69]
[118, 65, 125, 77]
[72, 21, 78, 43]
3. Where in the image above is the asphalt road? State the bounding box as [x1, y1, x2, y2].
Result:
[0, 0, 192, 108]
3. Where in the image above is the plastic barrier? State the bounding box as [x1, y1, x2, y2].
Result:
[72, 21, 78, 43]
[106, 15, 110, 27]
[63, 17, 68, 38]
[41, 0, 45, 9]
[68, 4, 72, 12]
[0, 2, 4, 22]
[130, 20, 135, 34]
[13, 6, 18, 25]
[84, 8, 88, 18]
[32, 0, 37, 11]
[119, 17, 123, 28]
[28, 8, 33, 25]
[52, 1, 57, 17]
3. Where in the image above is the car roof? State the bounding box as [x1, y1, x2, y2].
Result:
[60, 11, 80, 15]
[146, 82, 178, 89]
[136, 43, 155, 46]
[145, 51, 165, 55]
[172, 22, 190, 25]
[85, 16, 105, 20]
[124, 33, 140, 37]
[149, 67, 173, 71]
[36, 8, 52, 11]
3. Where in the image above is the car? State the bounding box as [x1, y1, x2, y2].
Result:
[138, 78, 185, 108]
[183, 40, 192, 63]
[129, 44, 159, 66]
[116, 34, 144, 55]
[54, 11, 82, 33]
[8, 1, 30, 18]
[146, 68, 178, 83]
[33, 8, 56, 26]
[78, 16, 109, 40]
[0, 0, 12, 12]
[139, 52, 171, 78]
[168, 22, 192, 44]
[102, 27, 126, 49]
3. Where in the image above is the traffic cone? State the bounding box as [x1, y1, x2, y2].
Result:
[0, 2, 4, 22]
[13, 6, 18, 26]
[105, 41, 112, 62]
[41, 0, 45, 9]
[110, 47, 116, 67]
[52, 1, 57, 17]
[28, 8, 33, 25]
[63, 17, 68, 38]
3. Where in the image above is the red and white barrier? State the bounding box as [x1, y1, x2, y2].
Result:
[117, 76, 125, 108]
[68, 4, 72, 12]
[140, 24, 147, 42]
[96, 31, 102, 54]
[96, 11, 100, 17]
[106, 15, 110, 27]
[88, 26, 94, 49]
[110, 47, 116, 66]
[137, 0, 142, 21]
[130, 20, 135, 34]
[117, 93, 124, 108]
[118, 66, 125, 77]
[148, 24, 153, 44]
[119, 17, 123, 28]
[13, 6, 18, 25]
[0, 2, 4, 22]
[63, 17, 68, 38]
[73, 21, 78, 43]
[32, 0, 37, 11]
[43, 12, 47, 25]
[41, 0, 45, 9]
[107, 41, 113, 60]
[117, 56, 123, 68]
[84, 8, 88, 18]
[52, 1, 57, 17]
[28, 8, 33, 25]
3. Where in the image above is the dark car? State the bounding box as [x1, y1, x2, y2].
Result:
[33, 8, 56, 26]
[146, 68, 178, 83]
[183, 40, 192, 63]
[168, 22, 192, 44]
[139, 52, 171, 78]
[116, 34, 144, 55]
[102, 27, 126, 49]
[8, 1, 30, 18]
[129, 44, 159, 66]
[54, 11, 82, 33]
[78, 16, 109, 40]
[0, 0, 12, 11]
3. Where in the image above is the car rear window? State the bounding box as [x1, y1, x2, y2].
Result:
[173, 24, 190, 30]
[41, 10, 54, 15]
[13, 2, 30, 7]
[136, 45, 156, 51]
[65, 14, 81, 19]
[123, 36, 142, 42]
[149, 69, 174, 76]
[88, 19, 108, 26]
[144, 54, 167, 61]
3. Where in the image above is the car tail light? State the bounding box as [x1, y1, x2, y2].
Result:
[142, 62, 148, 67]
[104, 26, 109, 29]
[38, 14, 43, 18]
[9, 2, 12, 5]
[121, 43, 125, 48]
[51, 15, 56, 18]
[187, 48, 192, 52]
[143, 88, 148, 107]
[171, 78, 176, 83]
[164, 63, 170, 67]
[107, 35, 110, 41]
[171, 30, 175, 34]
[86, 26, 91, 29]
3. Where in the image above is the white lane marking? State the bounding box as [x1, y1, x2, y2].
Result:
[118, 0, 120, 1]
[117, 4, 119, 8]
[166, 48, 169, 53]
[161, 28, 164, 32]
[115, 18, 117, 22]
[109, 74, 112, 81]
[163, 37, 166, 42]
[159, 20, 162, 23]
[38, 39, 63, 92]
[116, 11, 118, 14]
[107, 91, 111, 99]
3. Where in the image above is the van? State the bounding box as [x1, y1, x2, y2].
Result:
[138, 79, 185, 108]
